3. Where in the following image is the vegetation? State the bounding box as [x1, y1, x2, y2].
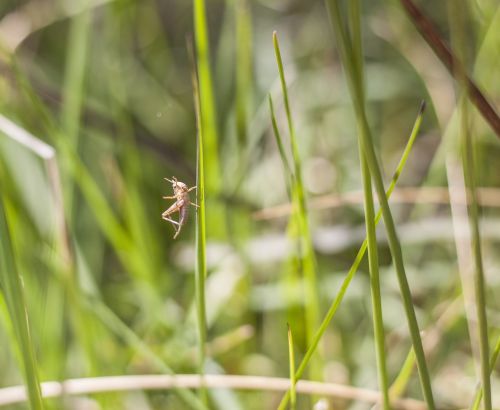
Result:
[0, 0, 499, 409]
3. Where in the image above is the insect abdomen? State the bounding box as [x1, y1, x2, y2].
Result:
[178, 196, 189, 226]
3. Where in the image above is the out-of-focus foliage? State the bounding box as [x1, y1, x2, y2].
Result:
[0, 0, 499, 408]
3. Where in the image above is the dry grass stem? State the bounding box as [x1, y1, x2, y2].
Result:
[0, 375, 426, 410]
[253, 186, 500, 220]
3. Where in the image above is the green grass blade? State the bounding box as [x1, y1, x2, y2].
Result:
[0, 196, 44, 410]
[360, 162, 390, 410]
[349, 0, 389, 405]
[194, 0, 226, 239]
[235, 0, 252, 145]
[193, 0, 218, 176]
[58, 144, 147, 279]
[60, 8, 91, 222]
[326, 1, 435, 408]
[278, 101, 426, 409]
[268, 94, 293, 194]
[471, 335, 500, 410]
[61, 9, 90, 148]
[273, 31, 322, 381]
[8, 59, 151, 284]
[389, 347, 416, 399]
[190, 42, 208, 404]
[287, 324, 297, 410]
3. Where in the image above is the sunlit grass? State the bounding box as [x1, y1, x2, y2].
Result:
[0, 1, 498, 408]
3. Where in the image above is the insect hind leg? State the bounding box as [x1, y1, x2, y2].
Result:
[162, 215, 181, 238]
[162, 215, 181, 226]
[173, 228, 182, 239]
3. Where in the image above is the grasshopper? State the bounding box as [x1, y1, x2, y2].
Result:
[162, 176, 199, 239]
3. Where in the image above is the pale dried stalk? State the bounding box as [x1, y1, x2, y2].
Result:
[253, 186, 500, 220]
[446, 158, 480, 370]
[0, 114, 71, 266]
[0, 374, 426, 409]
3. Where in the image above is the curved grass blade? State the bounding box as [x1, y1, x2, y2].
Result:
[0, 196, 44, 410]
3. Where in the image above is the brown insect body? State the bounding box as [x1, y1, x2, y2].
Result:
[162, 177, 198, 239]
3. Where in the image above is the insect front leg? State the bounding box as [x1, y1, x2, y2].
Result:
[186, 188, 199, 208]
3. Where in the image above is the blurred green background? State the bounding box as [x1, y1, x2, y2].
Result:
[0, 0, 499, 409]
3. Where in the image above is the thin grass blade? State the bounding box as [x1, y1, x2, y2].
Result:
[189, 39, 208, 405]
[348, 2, 389, 407]
[470, 335, 500, 410]
[0, 196, 44, 410]
[193, 0, 226, 238]
[268, 94, 293, 195]
[235, 0, 252, 145]
[287, 324, 297, 410]
[278, 101, 426, 409]
[273, 31, 322, 382]
[326, 1, 435, 407]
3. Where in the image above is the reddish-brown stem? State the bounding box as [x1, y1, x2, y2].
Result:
[399, 0, 500, 138]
